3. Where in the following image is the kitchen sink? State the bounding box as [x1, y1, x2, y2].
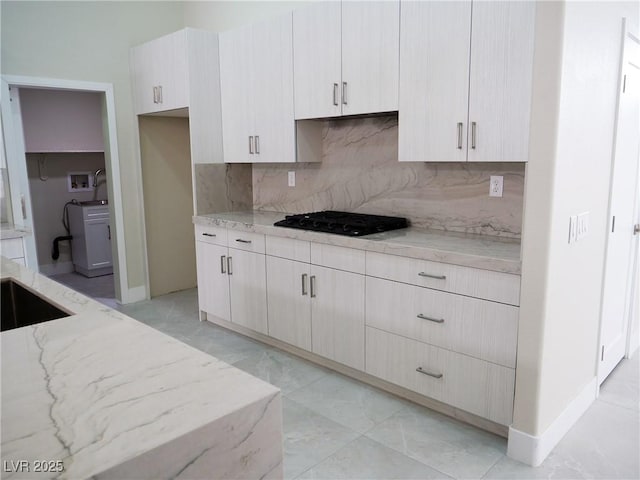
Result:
[1, 279, 70, 332]
[79, 199, 108, 206]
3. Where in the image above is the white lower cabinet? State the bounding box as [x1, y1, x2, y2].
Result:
[366, 327, 515, 426]
[310, 264, 365, 371]
[195, 227, 267, 333]
[196, 228, 519, 426]
[195, 240, 230, 321]
[266, 255, 312, 350]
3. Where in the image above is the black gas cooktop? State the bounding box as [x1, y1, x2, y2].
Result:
[274, 211, 409, 237]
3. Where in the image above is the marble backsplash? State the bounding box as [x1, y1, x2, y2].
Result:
[195, 163, 253, 215]
[253, 116, 525, 238]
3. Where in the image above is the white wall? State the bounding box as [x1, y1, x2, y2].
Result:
[1, 1, 185, 290]
[514, 0, 639, 442]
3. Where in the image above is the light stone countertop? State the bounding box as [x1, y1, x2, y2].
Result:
[1, 223, 31, 240]
[193, 211, 522, 274]
[0, 257, 283, 480]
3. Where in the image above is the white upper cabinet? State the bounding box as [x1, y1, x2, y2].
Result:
[398, 1, 535, 163]
[131, 30, 188, 115]
[293, 1, 400, 120]
[398, 1, 471, 162]
[131, 28, 224, 164]
[467, 1, 535, 162]
[220, 14, 296, 163]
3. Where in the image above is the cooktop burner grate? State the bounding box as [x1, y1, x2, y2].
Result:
[274, 211, 409, 237]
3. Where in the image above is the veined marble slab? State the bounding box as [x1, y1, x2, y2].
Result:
[0, 258, 283, 480]
[192, 211, 522, 275]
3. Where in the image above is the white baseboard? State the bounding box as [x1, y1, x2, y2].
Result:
[39, 261, 74, 277]
[121, 285, 147, 304]
[507, 377, 597, 466]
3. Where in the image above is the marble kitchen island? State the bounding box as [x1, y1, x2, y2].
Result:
[0, 258, 283, 480]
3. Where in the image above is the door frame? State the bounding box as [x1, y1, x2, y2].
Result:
[0, 74, 134, 304]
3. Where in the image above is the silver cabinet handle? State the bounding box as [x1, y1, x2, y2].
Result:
[471, 122, 477, 149]
[249, 136, 254, 154]
[221, 255, 226, 274]
[20, 194, 27, 220]
[301, 273, 308, 296]
[634, 224, 639, 235]
[227, 256, 233, 275]
[342, 82, 348, 105]
[255, 135, 260, 154]
[158, 85, 163, 103]
[153, 86, 157, 104]
[235, 238, 252, 244]
[416, 367, 443, 379]
[418, 272, 446, 280]
[457, 122, 463, 149]
[417, 313, 444, 324]
[333, 83, 339, 106]
[310, 275, 316, 298]
[107, 225, 111, 240]
[202, 232, 216, 237]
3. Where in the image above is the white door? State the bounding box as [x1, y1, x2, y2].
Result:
[293, 1, 342, 119]
[228, 248, 268, 334]
[195, 241, 230, 322]
[266, 256, 312, 350]
[252, 14, 296, 163]
[398, 1, 471, 162]
[341, 0, 400, 116]
[467, 1, 535, 162]
[219, 24, 254, 163]
[310, 264, 365, 370]
[599, 32, 640, 384]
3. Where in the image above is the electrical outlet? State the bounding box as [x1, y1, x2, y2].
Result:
[288, 171, 295, 187]
[489, 176, 503, 197]
[568, 215, 578, 244]
[577, 212, 589, 241]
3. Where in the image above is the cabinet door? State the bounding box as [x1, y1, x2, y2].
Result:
[293, 1, 342, 119]
[310, 265, 365, 370]
[220, 24, 254, 163]
[228, 248, 268, 334]
[398, 1, 471, 162]
[467, 1, 535, 162]
[252, 14, 296, 163]
[266, 256, 312, 350]
[85, 218, 113, 269]
[195, 241, 230, 322]
[341, 1, 400, 116]
[131, 41, 157, 115]
[154, 30, 189, 112]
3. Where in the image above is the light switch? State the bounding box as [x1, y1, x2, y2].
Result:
[288, 171, 295, 187]
[577, 212, 589, 241]
[568, 215, 578, 244]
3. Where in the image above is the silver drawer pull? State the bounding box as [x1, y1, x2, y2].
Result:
[220, 255, 226, 274]
[310, 275, 316, 298]
[416, 367, 443, 379]
[417, 314, 444, 324]
[235, 239, 252, 244]
[227, 256, 233, 275]
[418, 272, 446, 280]
[202, 233, 216, 237]
[301, 273, 308, 296]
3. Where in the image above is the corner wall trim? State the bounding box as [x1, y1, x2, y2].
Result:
[122, 285, 147, 304]
[507, 377, 597, 466]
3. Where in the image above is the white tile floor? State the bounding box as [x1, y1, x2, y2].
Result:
[50, 278, 640, 479]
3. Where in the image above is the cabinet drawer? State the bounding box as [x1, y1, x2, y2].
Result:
[310, 243, 365, 274]
[195, 225, 228, 247]
[1, 238, 24, 259]
[266, 236, 310, 262]
[228, 230, 266, 254]
[366, 251, 520, 305]
[366, 327, 515, 425]
[366, 277, 518, 367]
